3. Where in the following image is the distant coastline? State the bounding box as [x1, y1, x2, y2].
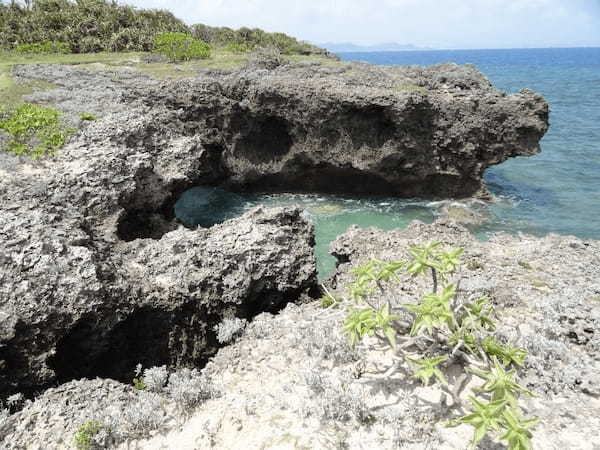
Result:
[317, 42, 435, 52]
[321, 44, 600, 53]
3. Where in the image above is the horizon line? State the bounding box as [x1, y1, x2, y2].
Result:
[324, 45, 600, 53]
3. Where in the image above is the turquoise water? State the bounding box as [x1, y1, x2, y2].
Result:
[177, 48, 600, 277]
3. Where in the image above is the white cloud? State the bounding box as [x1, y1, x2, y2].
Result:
[125, 0, 600, 48]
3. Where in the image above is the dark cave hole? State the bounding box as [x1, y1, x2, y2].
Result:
[231, 115, 293, 164]
[48, 310, 173, 384]
[47, 286, 309, 387]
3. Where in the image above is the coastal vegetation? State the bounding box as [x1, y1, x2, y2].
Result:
[0, 103, 72, 156]
[153, 32, 211, 62]
[0, 0, 324, 55]
[0, 0, 332, 157]
[338, 243, 538, 449]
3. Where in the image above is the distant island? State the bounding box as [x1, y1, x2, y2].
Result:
[318, 42, 435, 52]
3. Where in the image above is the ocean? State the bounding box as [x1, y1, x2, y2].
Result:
[177, 48, 600, 277]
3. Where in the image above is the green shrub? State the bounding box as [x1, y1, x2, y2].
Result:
[224, 42, 250, 54]
[80, 112, 98, 121]
[342, 242, 538, 450]
[0, 0, 188, 53]
[74, 420, 104, 450]
[0, 103, 72, 157]
[153, 32, 211, 62]
[15, 41, 71, 54]
[190, 23, 326, 56]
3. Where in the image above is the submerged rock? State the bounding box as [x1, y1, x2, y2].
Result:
[438, 203, 489, 226]
[174, 186, 246, 228]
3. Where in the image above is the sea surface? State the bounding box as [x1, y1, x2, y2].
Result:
[177, 48, 600, 277]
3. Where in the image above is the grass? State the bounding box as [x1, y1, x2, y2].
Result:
[73, 421, 103, 450]
[0, 49, 340, 85]
[517, 261, 534, 271]
[0, 51, 138, 109]
[392, 83, 429, 94]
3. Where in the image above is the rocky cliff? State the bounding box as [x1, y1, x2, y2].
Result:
[1, 59, 548, 398]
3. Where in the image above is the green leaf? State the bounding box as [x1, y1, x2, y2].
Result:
[461, 296, 496, 331]
[343, 308, 378, 347]
[405, 285, 456, 336]
[406, 355, 448, 386]
[471, 357, 535, 404]
[499, 408, 539, 450]
[449, 397, 507, 447]
[482, 337, 528, 367]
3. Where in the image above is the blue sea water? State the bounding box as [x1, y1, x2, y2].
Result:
[177, 48, 600, 277]
[340, 48, 600, 239]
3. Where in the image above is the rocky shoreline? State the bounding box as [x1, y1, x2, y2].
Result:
[2, 219, 599, 449]
[3, 57, 595, 450]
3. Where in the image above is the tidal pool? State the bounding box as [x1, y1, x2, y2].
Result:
[176, 187, 441, 277]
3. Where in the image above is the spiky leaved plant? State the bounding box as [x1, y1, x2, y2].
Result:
[338, 242, 538, 450]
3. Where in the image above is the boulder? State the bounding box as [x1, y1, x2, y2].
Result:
[0, 200, 316, 396]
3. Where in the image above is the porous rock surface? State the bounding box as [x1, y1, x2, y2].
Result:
[0, 378, 136, 449]
[330, 220, 600, 396]
[0, 197, 317, 396]
[12, 60, 548, 205]
[3, 221, 599, 449]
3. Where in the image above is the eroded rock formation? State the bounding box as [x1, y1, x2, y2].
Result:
[3, 221, 600, 449]
[1, 59, 548, 397]
[0, 201, 316, 396]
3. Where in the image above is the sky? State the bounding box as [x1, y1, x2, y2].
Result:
[126, 0, 600, 49]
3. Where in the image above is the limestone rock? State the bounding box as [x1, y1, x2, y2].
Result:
[0, 202, 316, 396]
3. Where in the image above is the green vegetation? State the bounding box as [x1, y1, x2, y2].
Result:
[191, 24, 324, 55]
[153, 32, 210, 62]
[0, 0, 187, 53]
[392, 83, 429, 94]
[15, 40, 70, 54]
[0, 103, 72, 157]
[517, 261, 534, 270]
[339, 242, 538, 449]
[0, 0, 326, 57]
[80, 112, 99, 121]
[133, 377, 146, 390]
[73, 420, 104, 450]
[133, 363, 147, 390]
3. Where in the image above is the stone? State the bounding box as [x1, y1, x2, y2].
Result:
[0, 202, 317, 396]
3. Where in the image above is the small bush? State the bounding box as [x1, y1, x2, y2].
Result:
[15, 41, 71, 55]
[214, 317, 247, 344]
[153, 32, 211, 62]
[165, 368, 218, 416]
[0, 0, 188, 53]
[224, 42, 250, 54]
[141, 366, 169, 393]
[80, 112, 98, 121]
[342, 242, 539, 450]
[74, 421, 104, 450]
[0, 103, 72, 157]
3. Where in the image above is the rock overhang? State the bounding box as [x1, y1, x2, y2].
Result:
[0, 60, 549, 396]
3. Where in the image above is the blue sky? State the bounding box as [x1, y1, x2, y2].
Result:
[127, 0, 600, 49]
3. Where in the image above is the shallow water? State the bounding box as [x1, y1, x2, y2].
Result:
[176, 48, 600, 278]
